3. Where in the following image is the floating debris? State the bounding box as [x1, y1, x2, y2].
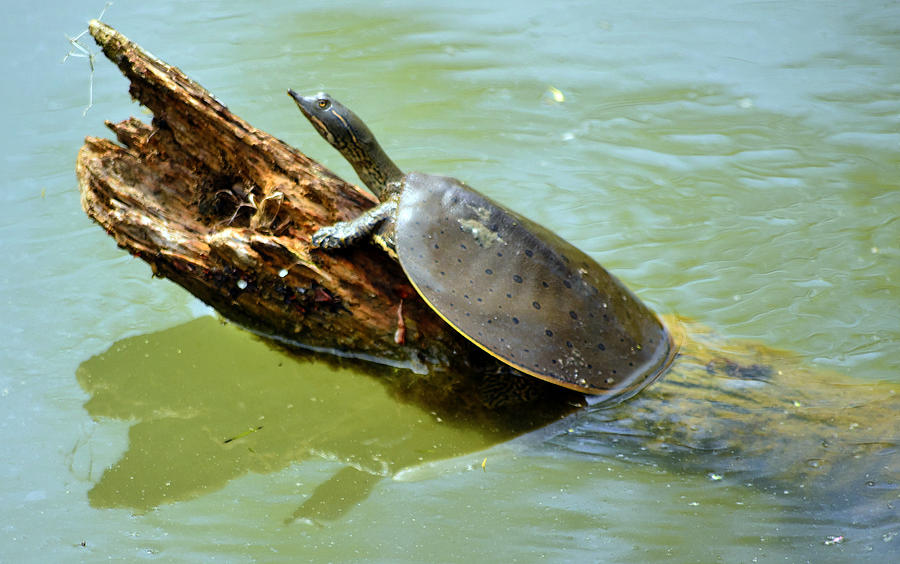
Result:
[224, 425, 263, 444]
[547, 86, 565, 103]
[544, 86, 566, 104]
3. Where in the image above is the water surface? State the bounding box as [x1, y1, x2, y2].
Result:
[2, 0, 898, 561]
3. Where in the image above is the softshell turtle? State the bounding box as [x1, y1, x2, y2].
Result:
[288, 90, 675, 396]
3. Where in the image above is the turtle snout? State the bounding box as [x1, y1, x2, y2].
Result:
[288, 90, 333, 116]
[288, 89, 316, 118]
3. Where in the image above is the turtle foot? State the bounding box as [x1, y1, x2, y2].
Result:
[311, 201, 398, 251]
[311, 222, 357, 249]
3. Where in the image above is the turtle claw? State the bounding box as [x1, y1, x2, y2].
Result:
[310, 224, 349, 249]
[311, 202, 398, 250]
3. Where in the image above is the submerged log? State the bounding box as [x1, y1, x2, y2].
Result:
[77, 21, 899, 533]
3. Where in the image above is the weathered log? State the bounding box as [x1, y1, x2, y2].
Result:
[77, 21, 899, 531]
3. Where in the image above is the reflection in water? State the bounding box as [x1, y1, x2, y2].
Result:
[75, 316, 577, 517]
[288, 466, 383, 523]
[77, 315, 898, 548]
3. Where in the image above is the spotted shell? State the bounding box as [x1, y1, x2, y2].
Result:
[394, 172, 674, 395]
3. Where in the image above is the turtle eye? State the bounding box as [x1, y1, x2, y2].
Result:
[317, 98, 330, 110]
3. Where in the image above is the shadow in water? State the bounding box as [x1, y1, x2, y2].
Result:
[76, 316, 899, 544]
[75, 316, 581, 520]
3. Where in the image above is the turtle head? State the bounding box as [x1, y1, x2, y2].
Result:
[288, 90, 402, 199]
[288, 91, 357, 150]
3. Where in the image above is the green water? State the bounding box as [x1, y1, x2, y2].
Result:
[2, 0, 898, 561]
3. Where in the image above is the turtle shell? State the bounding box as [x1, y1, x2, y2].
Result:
[394, 172, 674, 395]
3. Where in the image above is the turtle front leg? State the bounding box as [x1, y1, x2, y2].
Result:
[311, 200, 398, 250]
